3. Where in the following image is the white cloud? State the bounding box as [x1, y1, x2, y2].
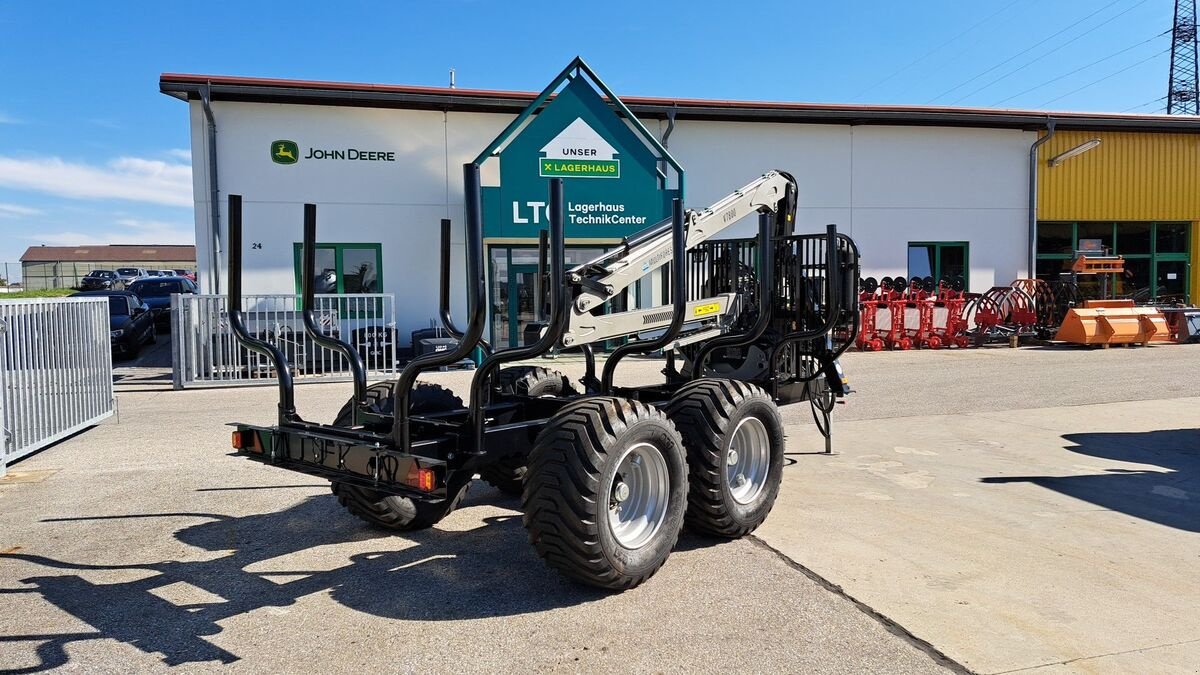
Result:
[26, 218, 194, 247]
[166, 148, 192, 161]
[0, 111, 20, 125]
[0, 202, 43, 217]
[0, 154, 193, 207]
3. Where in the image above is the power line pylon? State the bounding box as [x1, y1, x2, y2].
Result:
[1168, 0, 1199, 114]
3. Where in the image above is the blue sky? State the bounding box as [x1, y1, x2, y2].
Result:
[0, 0, 1181, 273]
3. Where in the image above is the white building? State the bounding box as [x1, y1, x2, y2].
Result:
[161, 73, 1197, 347]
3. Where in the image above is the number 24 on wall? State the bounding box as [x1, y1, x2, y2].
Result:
[251, 243, 262, 250]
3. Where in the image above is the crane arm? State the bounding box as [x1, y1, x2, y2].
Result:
[559, 170, 796, 347]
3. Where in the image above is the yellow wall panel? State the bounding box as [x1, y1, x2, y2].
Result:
[1037, 131, 1200, 222]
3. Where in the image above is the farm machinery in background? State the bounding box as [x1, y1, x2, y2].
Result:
[855, 271, 1195, 349]
[855, 276, 1083, 351]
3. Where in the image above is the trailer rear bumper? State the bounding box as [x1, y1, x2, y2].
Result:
[229, 423, 450, 499]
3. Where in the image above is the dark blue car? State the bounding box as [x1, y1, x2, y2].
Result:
[127, 277, 198, 328]
[70, 290, 156, 358]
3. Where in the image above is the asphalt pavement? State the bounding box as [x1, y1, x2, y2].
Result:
[1, 342, 1196, 673]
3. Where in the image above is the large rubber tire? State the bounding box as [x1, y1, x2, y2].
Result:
[522, 397, 688, 590]
[665, 378, 785, 538]
[479, 366, 578, 496]
[330, 381, 470, 531]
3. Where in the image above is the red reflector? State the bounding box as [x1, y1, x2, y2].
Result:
[417, 468, 436, 492]
[231, 431, 245, 449]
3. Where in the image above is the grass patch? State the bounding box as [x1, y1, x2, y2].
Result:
[0, 288, 79, 299]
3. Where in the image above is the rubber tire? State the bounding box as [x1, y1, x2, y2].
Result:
[522, 397, 688, 590]
[479, 366, 578, 496]
[665, 378, 785, 538]
[330, 380, 470, 531]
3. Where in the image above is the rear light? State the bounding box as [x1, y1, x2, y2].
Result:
[405, 465, 438, 492]
[231, 430, 262, 453]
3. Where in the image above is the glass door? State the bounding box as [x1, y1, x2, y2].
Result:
[489, 245, 611, 349]
[507, 264, 539, 348]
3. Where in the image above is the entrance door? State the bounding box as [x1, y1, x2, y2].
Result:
[507, 264, 539, 348]
[489, 245, 610, 349]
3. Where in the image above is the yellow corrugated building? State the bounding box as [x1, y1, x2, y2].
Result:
[1037, 129, 1199, 303]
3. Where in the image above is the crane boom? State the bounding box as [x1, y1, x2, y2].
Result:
[561, 171, 796, 347]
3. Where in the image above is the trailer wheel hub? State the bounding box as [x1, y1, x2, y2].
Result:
[612, 480, 630, 503]
[727, 416, 770, 505]
[607, 442, 670, 549]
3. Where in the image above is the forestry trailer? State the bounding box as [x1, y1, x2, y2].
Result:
[228, 165, 860, 590]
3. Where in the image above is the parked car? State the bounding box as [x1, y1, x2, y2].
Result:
[154, 269, 175, 278]
[70, 290, 155, 358]
[173, 269, 197, 282]
[79, 270, 117, 290]
[114, 267, 148, 288]
[127, 276, 198, 328]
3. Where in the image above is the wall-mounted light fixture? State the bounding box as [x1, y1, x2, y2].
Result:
[1047, 138, 1101, 167]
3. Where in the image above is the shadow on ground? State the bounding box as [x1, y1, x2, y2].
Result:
[982, 428, 1200, 532]
[0, 490, 614, 671]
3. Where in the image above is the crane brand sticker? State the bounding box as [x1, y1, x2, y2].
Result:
[693, 303, 720, 318]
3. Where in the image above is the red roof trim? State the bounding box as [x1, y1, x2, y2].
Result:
[158, 72, 1183, 122]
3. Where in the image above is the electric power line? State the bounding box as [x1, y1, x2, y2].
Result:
[992, 30, 1168, 106]
[1039, 47, 1172, 107]
[927, 0, 1127, 103]
[948, 0, 1154, 105]
[1120, 96, 1168, 112]
[853, 0, 1026, 100]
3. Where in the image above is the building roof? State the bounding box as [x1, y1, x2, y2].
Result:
[20, 244, 196, 264]
[160, 73, 1200, 133]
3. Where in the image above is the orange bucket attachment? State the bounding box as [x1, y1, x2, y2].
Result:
[1071, 256, 1124, 274]
[1054, 300, 1170, 346]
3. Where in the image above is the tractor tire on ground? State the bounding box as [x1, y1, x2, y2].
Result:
[522, 396, 688, 590]
[665, 378, 785, 538]
[480, 366, 578, 496]
[330, 380, 470, 531]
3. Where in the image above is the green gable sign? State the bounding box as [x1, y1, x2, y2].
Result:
[478, 59, 682, 240]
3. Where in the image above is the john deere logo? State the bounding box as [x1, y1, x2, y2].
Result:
[271, 140, 299, 165]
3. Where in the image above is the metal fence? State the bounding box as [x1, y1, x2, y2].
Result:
[1, 297, 114, 475]
[173, 293, 399, 389]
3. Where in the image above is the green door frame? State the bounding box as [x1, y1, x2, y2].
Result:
[908, 241, 970, 290]
[291, 242, 384, 317]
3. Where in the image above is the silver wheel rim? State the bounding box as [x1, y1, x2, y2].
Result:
[607, 441, 670, 549]
[727, 416, 770, 505]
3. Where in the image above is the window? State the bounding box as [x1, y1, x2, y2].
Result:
[292, 243, 383, 295]
[907, 242, 969, 290]
[1035, 222, 1190, 302]
[1036, 223, 1074, 256]
[108, 296, 131, 315]
[129, 279, 185, 297]
[1156, 223, 1189, 254]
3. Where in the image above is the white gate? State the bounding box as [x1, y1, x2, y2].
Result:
[0, 297, 114, 475]
[172, 293, 399, 388]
